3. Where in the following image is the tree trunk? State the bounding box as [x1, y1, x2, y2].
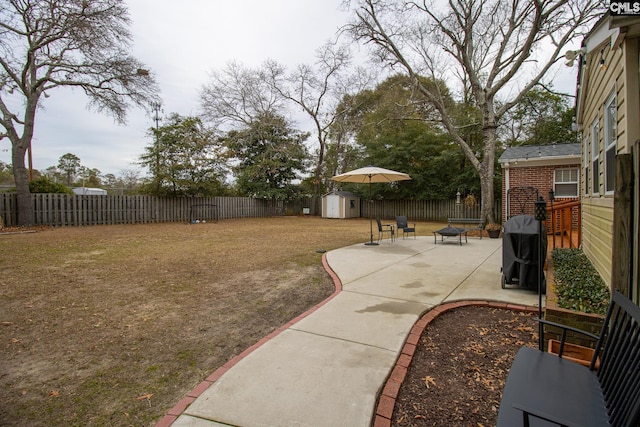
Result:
[10, 95, 38, 227]
[479, 125, 498, 225]
[311, 158, 322, 216]
[310, 121, 326, 216]
[479, 166, 495, 224]
[12, 143, 32, 226]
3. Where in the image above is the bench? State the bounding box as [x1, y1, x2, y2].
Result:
[497, 290, 640, 427]
[447, 218, 484, 239]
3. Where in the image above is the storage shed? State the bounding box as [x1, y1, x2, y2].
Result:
[321, 191, 360, 219]
[72, 187, 107, 196]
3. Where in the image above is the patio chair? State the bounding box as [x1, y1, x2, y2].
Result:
[375, 217, 395, 242]
[396, 215, 416, 239]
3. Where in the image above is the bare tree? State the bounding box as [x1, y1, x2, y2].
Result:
[348, 0, 602, 223]
[200, 54, 372, 210]
[200, 61, 283, 129]
[261, 42, 373, 210]
[0, 0, 159, 225]
[118, 168, 141, 193]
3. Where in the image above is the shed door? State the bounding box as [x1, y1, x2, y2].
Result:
[326, 195, 341, 218]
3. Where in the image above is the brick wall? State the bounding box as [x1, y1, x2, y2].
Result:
[544, 303, 605, 348]
[502, 164, 580, 224]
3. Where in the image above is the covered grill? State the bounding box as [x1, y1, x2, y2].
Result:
[501, 215, 547, 293]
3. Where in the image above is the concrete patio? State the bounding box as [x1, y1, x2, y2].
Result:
[164, 236, 541, 427]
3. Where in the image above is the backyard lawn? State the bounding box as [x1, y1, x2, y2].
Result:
[0, 217, 444, 426]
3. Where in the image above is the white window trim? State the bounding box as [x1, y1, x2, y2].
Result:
[591, 118, 600, 196]
[604, 92, 617, 195]
[554, 168, 579, 198]
[583, 132, 589, 196]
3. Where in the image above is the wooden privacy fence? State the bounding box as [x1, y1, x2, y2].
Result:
[0, 193, 500, 227]
[0, 194, 316, 227]
[364, 198, 501, 223]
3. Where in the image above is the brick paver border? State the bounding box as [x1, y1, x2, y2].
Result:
[155, 251, 538, 427]
[154, 253, 343, 427]
[371, 300, 539, 427]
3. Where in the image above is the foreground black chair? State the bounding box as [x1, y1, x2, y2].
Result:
[375, 217, 395, 242]
[497, 290, 640, 427]
[395, 216, 416, 239]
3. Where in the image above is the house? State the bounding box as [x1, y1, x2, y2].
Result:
[574, 12, 640, 303]
[498, 143, 581, 222]
[321, 191, 360, 219]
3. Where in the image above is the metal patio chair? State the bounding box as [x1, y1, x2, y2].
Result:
[395, 215, 416, 239]
[375, 217, 395, 242]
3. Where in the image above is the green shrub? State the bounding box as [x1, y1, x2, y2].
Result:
[551, 248, 610, 315]
[29, 176, 73, 194]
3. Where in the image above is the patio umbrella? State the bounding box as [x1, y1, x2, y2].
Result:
[331, 166, 411, 245]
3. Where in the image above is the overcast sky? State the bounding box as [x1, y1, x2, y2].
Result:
[0, 0, 580, 177]
[0, 0, 353, 176]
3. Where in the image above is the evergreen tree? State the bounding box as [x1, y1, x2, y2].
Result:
[224, 112, 309, 199]
[139, 114, 228, 196]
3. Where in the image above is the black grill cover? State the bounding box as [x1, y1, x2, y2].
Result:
[502, 215, 547, 292]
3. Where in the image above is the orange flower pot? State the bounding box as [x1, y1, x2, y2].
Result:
[548, 339, 600, 370]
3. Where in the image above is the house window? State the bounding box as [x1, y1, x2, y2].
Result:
[583, 133, 589, 195]
[604, 92, 617, 194]
[554, 168, 579, 198]
[591, 118, 599, 195]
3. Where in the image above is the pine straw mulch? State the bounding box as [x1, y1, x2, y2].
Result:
[390, 305, 539, 426]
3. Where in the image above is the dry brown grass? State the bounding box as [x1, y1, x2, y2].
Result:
[0, 216, 445, 426]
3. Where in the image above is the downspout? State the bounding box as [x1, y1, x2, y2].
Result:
[504, 163, 510, 222]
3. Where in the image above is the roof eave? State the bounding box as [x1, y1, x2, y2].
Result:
[499, 155, 582, 167]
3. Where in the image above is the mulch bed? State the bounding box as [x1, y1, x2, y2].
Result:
[390, 305, 538, 426]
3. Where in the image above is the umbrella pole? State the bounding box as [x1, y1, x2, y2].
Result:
[365, 176, 378, 246]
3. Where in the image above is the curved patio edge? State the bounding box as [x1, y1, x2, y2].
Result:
[154, 252, 343, 427]
[371, 300, 539, 427]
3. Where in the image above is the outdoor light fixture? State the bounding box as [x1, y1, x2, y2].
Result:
[599, 49, 607, 70]
[564, 47, 586, 67]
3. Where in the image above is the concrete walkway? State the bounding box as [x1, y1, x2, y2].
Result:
[165, 236, 540, 427]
